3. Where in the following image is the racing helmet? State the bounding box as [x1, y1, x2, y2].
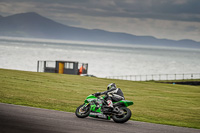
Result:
[107, 83, 116, 90]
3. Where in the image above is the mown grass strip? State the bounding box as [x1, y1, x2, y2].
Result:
[0, 68, 200, 128]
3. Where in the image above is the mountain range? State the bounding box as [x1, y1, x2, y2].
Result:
[0, 12, 200, 48]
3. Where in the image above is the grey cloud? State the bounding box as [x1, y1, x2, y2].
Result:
[1, 0, 200, 22]
[114, 0, 200, 21]
[184, 25, 199, 32]
[49, 0, 200, 22]
[115, 0, 200, 14]
[1, 0, 200, 41]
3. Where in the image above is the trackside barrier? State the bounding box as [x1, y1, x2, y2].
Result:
[106, 73, 200, 81]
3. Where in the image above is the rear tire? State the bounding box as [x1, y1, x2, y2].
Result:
[112, 107, 132, 123]
[75, 104, 90, 118]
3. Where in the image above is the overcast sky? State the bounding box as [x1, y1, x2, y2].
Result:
[0, 0, 200, 42]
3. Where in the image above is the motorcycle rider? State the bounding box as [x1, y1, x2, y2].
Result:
[94, 83, 125, 109]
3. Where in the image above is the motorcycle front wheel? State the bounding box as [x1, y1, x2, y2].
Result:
[75, 104, 90, 118]
[112, 107, 132, 123]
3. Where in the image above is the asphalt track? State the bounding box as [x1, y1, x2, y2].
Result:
[0, 103, 199, 133]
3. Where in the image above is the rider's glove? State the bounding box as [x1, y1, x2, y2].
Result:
[94, 92, 101, 97]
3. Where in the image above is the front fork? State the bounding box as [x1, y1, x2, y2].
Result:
[79, 103, 90, 114]
[82, 103, 90, 110]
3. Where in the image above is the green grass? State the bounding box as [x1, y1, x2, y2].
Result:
[0, 68, 200, 129]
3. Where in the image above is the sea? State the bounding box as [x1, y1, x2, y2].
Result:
[0, 37, 200, 80]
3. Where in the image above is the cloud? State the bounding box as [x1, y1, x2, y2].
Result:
[1, 0, 200, 22]
[0, 1, 41, 16]
[113, 0, 200, 22]
[0, 0, 200, 41]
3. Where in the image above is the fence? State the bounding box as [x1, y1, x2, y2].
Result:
[106, 73, 200, 81]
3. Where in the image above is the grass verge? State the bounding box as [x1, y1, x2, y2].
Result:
[0, 68, 200, 128]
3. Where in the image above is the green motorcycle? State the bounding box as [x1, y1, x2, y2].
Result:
[75, 93, 133, 123]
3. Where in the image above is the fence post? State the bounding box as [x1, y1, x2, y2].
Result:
[37, 61, 39, 72]
[183, 74, 184, 80]
[175, 74, 176, 80]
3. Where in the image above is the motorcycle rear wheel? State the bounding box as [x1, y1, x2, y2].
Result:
[112, 107, 131, 123]
[75, 104, 90, 118]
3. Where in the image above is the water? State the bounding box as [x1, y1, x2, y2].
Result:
[0, 38, 200, 78]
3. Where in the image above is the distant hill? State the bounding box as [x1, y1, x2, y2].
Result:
[0, 12, 200, 48]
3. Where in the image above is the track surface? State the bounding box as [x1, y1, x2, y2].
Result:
[0, 103, 199, 133]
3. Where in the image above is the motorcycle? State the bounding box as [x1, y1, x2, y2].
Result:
[75, 93, 133, 123]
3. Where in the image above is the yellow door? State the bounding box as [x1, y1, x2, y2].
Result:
[59, 63, 64, 74]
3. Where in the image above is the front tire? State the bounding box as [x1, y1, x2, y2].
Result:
[75, 104, 90, 118]
[112, 107, 132, 123]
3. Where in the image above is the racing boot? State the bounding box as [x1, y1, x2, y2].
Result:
[107, 100, 113, 108]
[107, 100, 120, 113]
[106, 100, 114, 112]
